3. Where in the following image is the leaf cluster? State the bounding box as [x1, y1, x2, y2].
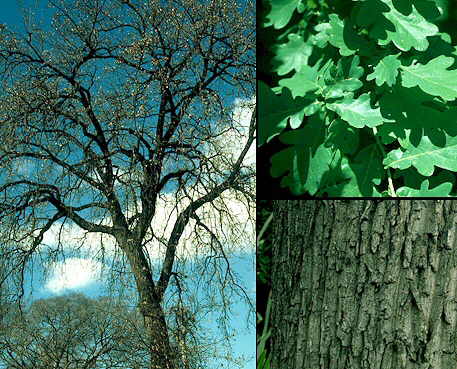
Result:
[259, 0, 457, 197]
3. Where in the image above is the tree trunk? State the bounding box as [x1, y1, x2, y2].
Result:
[270, 200, 457, 369]
[121, 238, 176, 369]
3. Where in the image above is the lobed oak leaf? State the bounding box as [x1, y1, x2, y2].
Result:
[263, 0, 300, 29]
[272, 33, 313, 76]
[384, 134, 457, 176]
[367, 54, 401, 87]
[258, 81, 313, 146]
[327, 92, 392, 128]
[400, 55, 457, 101]
[396, 180, 453, 197]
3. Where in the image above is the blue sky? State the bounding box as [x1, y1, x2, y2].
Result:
[0, 1, 22, 26]
[0, 1, 255, 368]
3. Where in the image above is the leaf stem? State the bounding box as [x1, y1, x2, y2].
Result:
[372, 127, 397, 197]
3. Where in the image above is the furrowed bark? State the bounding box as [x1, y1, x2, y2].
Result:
[271, 200, 457, 369]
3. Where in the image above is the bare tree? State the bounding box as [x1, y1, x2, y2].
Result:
[0, 293, 134, 368]
[0, 293, 206, 369]
[0, 0, 255, 368]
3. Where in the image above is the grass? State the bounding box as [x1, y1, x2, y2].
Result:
[257, 209, 272, 369]
[256, 290, 271, 369]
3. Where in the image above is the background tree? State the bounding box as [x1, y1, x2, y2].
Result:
[0, 0, 255, 368]
[0, 293, 142, 368]
[270, 200, 457, 369]
[0, 292, 206, 369]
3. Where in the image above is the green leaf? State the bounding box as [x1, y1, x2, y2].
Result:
[326, 119, 359, 155]
[396, 180, 453, 197]
[271, 34, 313, 76]
[270, 116, 338, 195]
[279, 56, 364, 99]
[322, 145, 384, 197]
[367, 54, 401, 87]
[260, 0, 457, 197]
[376, 85, 457, 148]
[263, 0, 301, 29]
[390, 0, 441, 22]
[355, 0, 439, 52]
[379, 0, 439, 51]
[398, 167, 456, 190]
[258, 81, 310, 145]
[327, 92, 391, 128]
[278, 61, 323, 98]
[326, 14, 357, 56]
[313, 22, 332, 48]
[273, 143, 337, 195]
[322, 55, 364, 98]
[384, 134, 457, 176]
[313, 14, 367, 56]
[400, 56, 457, 101]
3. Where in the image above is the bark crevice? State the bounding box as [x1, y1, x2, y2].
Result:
[271, 200, 457, 369]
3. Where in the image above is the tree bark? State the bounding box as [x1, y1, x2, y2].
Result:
[121, 237, 176, 369]
[271, 200, 457, 369]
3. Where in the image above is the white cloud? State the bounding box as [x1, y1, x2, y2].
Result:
[205, 97, 256, 170]
[143, 188, 255, 261]
[40, 221, 117, 255]
[45, 257, 103, 293]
